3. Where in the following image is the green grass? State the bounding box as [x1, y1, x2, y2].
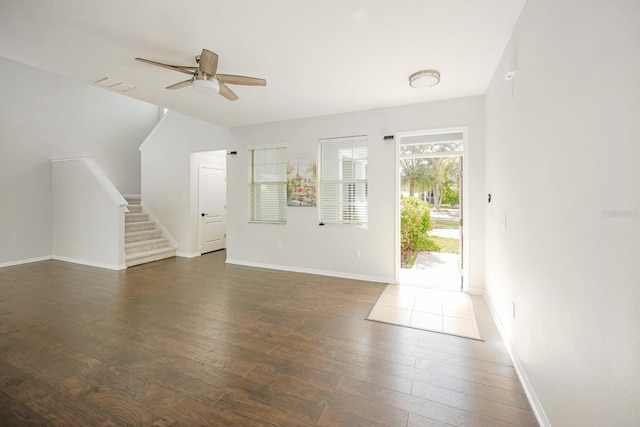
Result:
[432, 218, 460, 230]
[430, 236, 459, 254]
[404, 236, 459, 268]
[402, 225, 460, 267]
[405, 252, 418, 268]
[405, 236, 458, 268]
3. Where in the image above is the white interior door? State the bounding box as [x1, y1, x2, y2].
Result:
[199, 165, 226, 254]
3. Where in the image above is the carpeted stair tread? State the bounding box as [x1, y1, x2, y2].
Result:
[126, 247, 176, 267]
[125, 221, 156, 232]
[126, 246, 175, 260]
[122, 199, 176, 267]
[125, 237, 169, 249]
[125, 239, 171, 255]
[125, 229, 163, 243]
[125, 213, 149, 223]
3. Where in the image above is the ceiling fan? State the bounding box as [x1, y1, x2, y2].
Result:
[135, 48, 266, 101]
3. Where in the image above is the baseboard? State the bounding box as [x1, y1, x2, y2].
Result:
[177, 252, 200, 258]
[225, 258, 391, 284]
[468, 286, 485, 295]
[0, 255, 52, 269]
[52, 255, 126, 271]
[483, 292, 551, 427]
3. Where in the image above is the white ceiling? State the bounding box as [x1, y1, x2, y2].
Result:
[0, 0, 525, 127]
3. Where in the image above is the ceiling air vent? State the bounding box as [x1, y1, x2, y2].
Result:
[93, 77, 136, 92]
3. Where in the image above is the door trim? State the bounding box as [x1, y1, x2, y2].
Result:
[190, 150, 227, 258]
[394, 126, 470, 292]
[198, 164, 227, 254]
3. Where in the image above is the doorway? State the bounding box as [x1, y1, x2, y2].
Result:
[192, 150, 227, 255]
[395, 128, 468, 292]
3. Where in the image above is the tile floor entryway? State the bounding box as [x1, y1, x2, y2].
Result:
[367, 285, 482, 340]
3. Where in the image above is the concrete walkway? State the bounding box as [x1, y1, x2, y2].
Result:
[400, 251, 461, 291]
[399, 227, 462, 291]
[412, 251, 460, 270]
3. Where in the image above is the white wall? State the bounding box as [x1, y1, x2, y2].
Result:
[0, 57, 159, 265]
[484, 0, 640, 425]
[52, 158, 126, 270]
[229, 97, 485, 284]
[141, 111, 232, 256]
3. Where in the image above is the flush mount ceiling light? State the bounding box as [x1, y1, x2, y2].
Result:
[409, 70, 440, 88]
[192, 77, 220, 95]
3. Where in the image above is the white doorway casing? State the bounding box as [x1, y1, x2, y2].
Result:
[199, 165, 226, 254]
[190, 150, 227, 257]
[395, 126, 470, 292]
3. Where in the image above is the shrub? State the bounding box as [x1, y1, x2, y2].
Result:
[440, 184, 460, 205]
[401, 196, 437, 266]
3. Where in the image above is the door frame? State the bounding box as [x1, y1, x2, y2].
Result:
[198, 164, 227, 254]
[394, 126, 470, 292]
[190, 150, 227, 257]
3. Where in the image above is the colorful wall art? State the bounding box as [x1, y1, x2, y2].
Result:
[287, 157, 317, 207]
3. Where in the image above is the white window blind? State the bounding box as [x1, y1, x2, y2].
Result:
[318, 136, 368, 225]
[248, 145, 287, 223]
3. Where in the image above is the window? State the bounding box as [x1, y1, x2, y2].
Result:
[318, 136, 368, 225]
[248, 145, 287, 223]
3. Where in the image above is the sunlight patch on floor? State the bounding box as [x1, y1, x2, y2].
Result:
[367, 285, 482, 340]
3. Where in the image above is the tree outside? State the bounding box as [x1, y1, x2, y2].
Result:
[401, 155, 460, 210]
[400, 150, 461, 268]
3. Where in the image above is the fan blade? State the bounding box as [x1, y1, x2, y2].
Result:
[199, 49, 219, 76]
[217, 74, 266, 86]
[166, 80, 192, 90]
[218, 82, 239, 101]
[135, 58, 195, 76]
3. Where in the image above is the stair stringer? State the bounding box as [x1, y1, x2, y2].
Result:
[139, 201, 178, 250]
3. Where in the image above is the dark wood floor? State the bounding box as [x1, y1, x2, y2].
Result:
[0, 251, 538, 426]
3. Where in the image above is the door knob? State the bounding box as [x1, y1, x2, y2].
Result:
[201, 213, 205, 217]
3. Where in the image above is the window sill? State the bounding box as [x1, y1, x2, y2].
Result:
[248, 221, 287, 225]
[318, 222, 368, 229]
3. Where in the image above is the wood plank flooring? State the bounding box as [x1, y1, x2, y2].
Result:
[0, 251, 538, 426]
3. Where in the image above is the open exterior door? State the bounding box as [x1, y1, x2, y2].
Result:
[397, 130, 466, 292]
[458, 155, 464, 291]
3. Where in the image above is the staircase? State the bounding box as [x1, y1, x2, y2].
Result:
[124, 197, 176, 267]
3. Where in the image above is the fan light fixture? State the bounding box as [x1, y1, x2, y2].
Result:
[409, 70, 440, 88]
[192, 78, 220, 95]
[135, 48, 266, 101]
